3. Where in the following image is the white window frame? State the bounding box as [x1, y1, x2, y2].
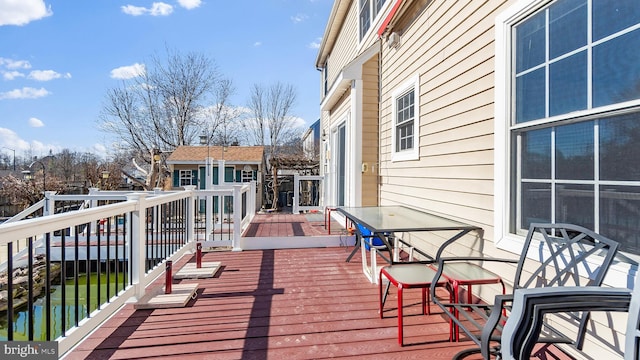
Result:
[358, 0, 389, 43]
[179, 169, 194, 186]
[391, 75, 420, 162]
[241, 169, 254, 183]
[494, 0, 640, 265]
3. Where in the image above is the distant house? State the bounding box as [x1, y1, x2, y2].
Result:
[166, 145, 264, 189]
[317, 0, 640, 357]
[302, 119, 321, 160]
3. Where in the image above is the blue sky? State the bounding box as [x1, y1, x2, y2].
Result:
[0, 0, 331, 159]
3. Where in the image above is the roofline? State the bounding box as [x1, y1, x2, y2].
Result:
[315, 0, 352, 68]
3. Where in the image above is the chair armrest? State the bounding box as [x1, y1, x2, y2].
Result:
[501, 286, 632, 360]
[480, 294, 514, 359]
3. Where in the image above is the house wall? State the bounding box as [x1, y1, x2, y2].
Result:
[379, 0, 505, 252]
[325, 1, 359, 93]
[361, 55, 379, 206]
[375, 0, 624, 357]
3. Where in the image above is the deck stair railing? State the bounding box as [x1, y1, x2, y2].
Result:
[0, 183, 255, 356]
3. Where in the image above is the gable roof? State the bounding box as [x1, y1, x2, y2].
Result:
[166, 146, 264, 164]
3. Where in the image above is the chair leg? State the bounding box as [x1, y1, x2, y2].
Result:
[422, 287, 428, 315]
[379, 273, 384, 319]
[398, 284, 404, 346]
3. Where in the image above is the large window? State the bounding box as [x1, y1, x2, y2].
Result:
[392, 76, 419, 161]
[359, 0, 387, 40]
[508, 0, 640, 254]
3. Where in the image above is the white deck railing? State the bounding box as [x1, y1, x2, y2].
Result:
[0, 183, 255, 356]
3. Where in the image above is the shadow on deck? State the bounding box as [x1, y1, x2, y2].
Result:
[64, 247, 484, 359]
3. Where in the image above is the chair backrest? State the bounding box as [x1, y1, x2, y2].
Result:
[355, 222, 385, 250]
[512, 223, 620, 349]
[502, 272, 639, 359]
[514, 223, 619, 291]
[627, 273, 640, 359]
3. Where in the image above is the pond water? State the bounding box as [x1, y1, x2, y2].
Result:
[0, 272, 127, 341]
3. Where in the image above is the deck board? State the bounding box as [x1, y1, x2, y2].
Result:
[64, 247, 487, 359]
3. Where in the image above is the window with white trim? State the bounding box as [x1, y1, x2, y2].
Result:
[391, 76, 419, 161]
[241, 169, 254, 182]
[504, 0, 640, 254]
[359, 0, 387, 40]
[179, 170, 195, 186]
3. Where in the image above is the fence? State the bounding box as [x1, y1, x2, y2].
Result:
[0, 183, 255, 355]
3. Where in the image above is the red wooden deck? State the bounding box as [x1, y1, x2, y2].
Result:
[63, 213, 573, 359]
[242, 212, 346, 237]
[64, 246, 486, 359]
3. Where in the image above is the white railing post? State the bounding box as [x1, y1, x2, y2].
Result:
[126, 193, 147, 300]
[293, 173, 300, 214]
[43, 191, 55, 216]
[88, 188, 99, 234]
[232, 184, 242, 251]
[250, 181, 257, 216]
[183, 186, 196, 249]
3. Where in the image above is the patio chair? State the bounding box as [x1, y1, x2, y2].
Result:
[353, 222, 391, 284]
[500, 271, 639, 359]
[430, 223, 620, 359]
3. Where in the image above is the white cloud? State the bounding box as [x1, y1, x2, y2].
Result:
[0, 57, 32, 70]
[122, 2, 173, 16]
[0, 0, 53, 26]
[177, 0, 202, 10]
[308, 37, 322, 49]
[27, 69, 70, 81]
[291, 13, 308, 24]
[92, 143, 107, 158]
[2, 71, 25, 80]
[121, 5, 146, 16]
[150, 2, 173, 16]
[28, 117, 44, 127]
[253, 42, 262, 47]
[0, 87, 50, 100]
[110, 63, 146, 79]
[290, 116, 307, 129]
[0, 127, 30, 152]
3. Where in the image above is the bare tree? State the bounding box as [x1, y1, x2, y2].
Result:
[201, 78, 244, 146]
[99, 48, 221, 190]
[244, 82, 301, 210]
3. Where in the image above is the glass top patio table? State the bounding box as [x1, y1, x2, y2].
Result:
[337, 205, 482, 261]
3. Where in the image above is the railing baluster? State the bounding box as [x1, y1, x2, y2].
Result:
[97, 220, 101, 309]
[74, 227, 79, 326]
[107, 217, 111, 301]
[28, 236, 33, 341]
[86, 222, 91, 318]
[61, 231, 66, 337]
[128, 212, 133, 286]
[7, 241, 13, 340]
[45, 232, 51, 341]
[162, 203, 167, 260]
[115, 215, 119, 293]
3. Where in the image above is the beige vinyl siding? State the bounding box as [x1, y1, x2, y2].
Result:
[378, 0, 505, 302]
[361, 55, 379, 206]
[325, 1, 359, 97]
[379, 1, 505, 238]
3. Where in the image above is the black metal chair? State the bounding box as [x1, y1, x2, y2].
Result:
[430, 223, 620, 359]
[500, 272, 639, 359]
